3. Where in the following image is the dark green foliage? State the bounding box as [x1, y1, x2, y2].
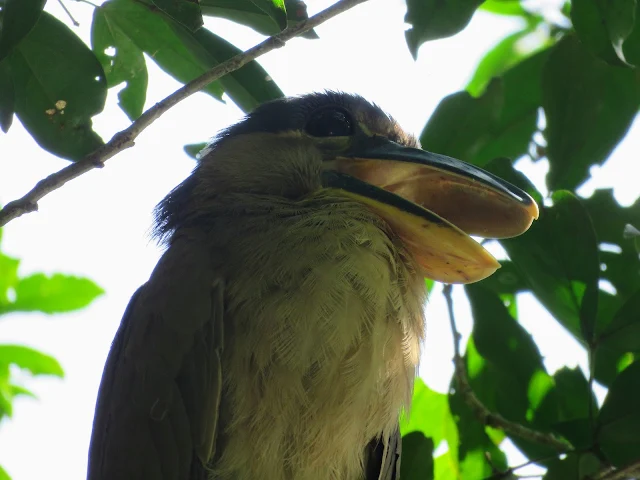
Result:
[2, 0, 640, 478]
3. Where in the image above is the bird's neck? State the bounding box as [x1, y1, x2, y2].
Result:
[205, 196, 427, 480]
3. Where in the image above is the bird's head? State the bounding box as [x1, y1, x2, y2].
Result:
[157, 91, 538, 284]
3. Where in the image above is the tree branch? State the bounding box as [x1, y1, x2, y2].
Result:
[0, 0, 369, 227]
[594, 460, 640, 480]
[442, 284, 571, 453]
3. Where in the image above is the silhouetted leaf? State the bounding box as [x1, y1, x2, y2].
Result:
[200, 0, 317, 39]
[96, 0, 225, 101]
[500, 190, 601, 342]
[9, 11, 106, 160]
[151, 0, 203, 31]
[597, 361, 640, 466]
[96, 0, 283, 113]
[401, 433, 434, 480]
[571, 0, 636, 66]
[404, 0, 483, 59]
[599, 290, 640, 353]
[0, 58, 14, 132]
[583, 189, 640, 301]
[185, 26, 284, 112]
[0, 0, 46, 61]
[92, 4, 149, 120]
[534, 367, 597, 448]
[543, 35, 640, 190]
[543, 452, 602, 480]
[0, 273, 104, 314]
[422, 49, 550, 167]
[0, 345, 64, 377]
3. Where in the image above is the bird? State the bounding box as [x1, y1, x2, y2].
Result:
[87, 91, 538, 480]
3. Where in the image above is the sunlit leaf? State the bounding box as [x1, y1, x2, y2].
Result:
[466, 19, 546, 97]
[0, 344, 64, 377]
[0, 273, 104, 314]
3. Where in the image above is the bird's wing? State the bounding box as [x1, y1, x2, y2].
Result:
[365, 428, 402, 480]
[87, 233, 224, 480]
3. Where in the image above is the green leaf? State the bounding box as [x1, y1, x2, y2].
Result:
[501, 190, 601, 343]
[622, 1, 640, 65]
[421, 49, 550, 167]
[448, 369, 508, 479]
[404, 0, 484, 59]
[0, 344, 64, 377]
[480, 0, 529, 16]
[96, 0, 224, 101]
[92, 5, 148, 120]
[0, 0, 46, 61]
[400, 379, 457, 451]
[534, 367, 597, 447]
[597, 360, 640, 466]
[571, 0, 637, 66]
[200, 0, 317, 39]
[400, 432, 434, 480]
[249, 0, 287, 31]
[185, 26, 284, 112]
[543, 453, 602, 480]
[0, 273, 104, 314]
[184, 142, 207, 159]
[542, 35, 640, 191]
[599, 289, 640, 353]
[583, 189, 640, 301]
[466, 284, 549, 421]
[478, 260, 528, 296]
[466, 21, 545, 97]
[9, 11, 106, 161]
[421, 80, 503, 163]
[0, 463, 10, 480]
[151, 0, 203, 31]
[0, 58, 14, 132]
[0, 251, 19, 306]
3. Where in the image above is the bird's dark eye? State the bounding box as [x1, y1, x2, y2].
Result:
[305, 108, 354, 137]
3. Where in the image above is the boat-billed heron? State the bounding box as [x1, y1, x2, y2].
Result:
[87, 92, 538, 480]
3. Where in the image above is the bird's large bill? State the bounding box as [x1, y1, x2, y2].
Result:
[323, 139, 539, 284]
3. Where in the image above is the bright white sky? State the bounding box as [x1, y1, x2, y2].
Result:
[0, 0, 638, 479]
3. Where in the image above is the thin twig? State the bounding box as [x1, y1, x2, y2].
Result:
[0, 0, 369, 227]
[593, 460, 640, 480]
[442, 284, 570, 453]
[57, 0, 80, 26]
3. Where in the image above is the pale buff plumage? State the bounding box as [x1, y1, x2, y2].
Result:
[173, 134, 427, 479]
